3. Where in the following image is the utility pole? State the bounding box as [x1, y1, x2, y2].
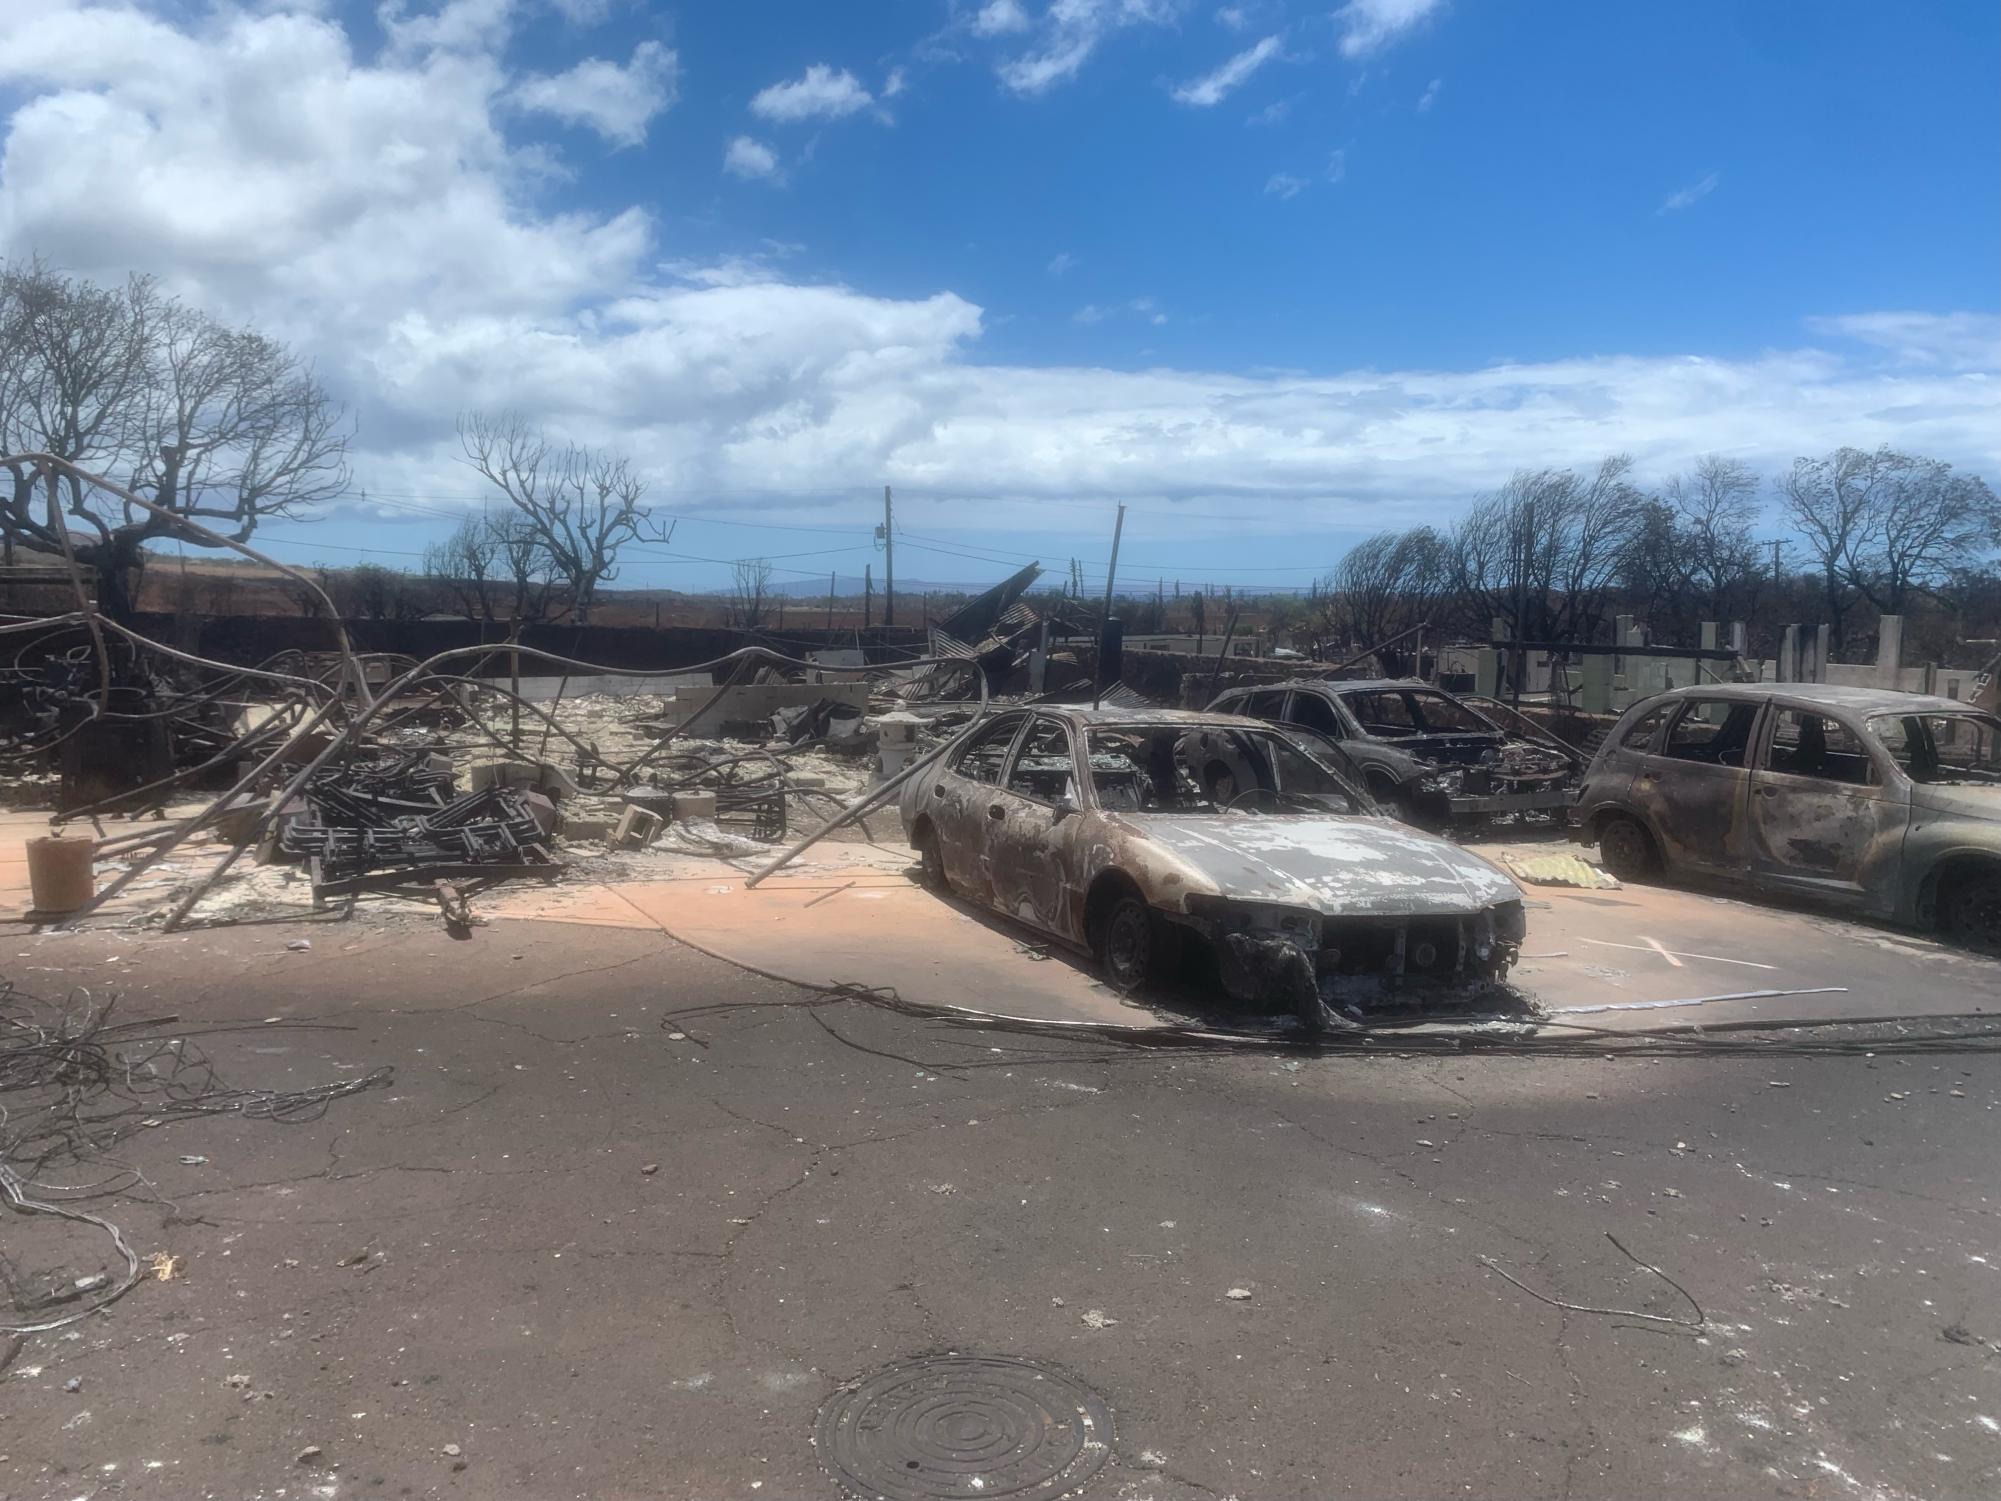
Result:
[1092, 504, 1127, 709]
[885, 484, 896, 626]
[1770, 538, 1783, 588]
[826, 571, 835, 629]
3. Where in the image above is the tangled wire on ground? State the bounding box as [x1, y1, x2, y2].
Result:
[0, 979, 390, 1337]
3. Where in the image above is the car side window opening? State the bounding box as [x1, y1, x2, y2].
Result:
[1287, 690, 1344, 738]
[954, 716, 1023, 785]
[1764, 710, 1873, 786]
[1619, 703, 1673, 752]
[1243, 689, 1290, 717]
[1402, 690, 1487, 732]
[1005, 720, 1076, 803]
[1869, 711, 2001, 785]
[1661, 700, 1758, 765]
[1341, 691, 1417, 736]
[1086, 725, 1360, 814]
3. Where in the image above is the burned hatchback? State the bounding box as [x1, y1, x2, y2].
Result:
[1572, 682, 2001, 951]
[901, 706, 1529, 1029]
[1207, 678, 1579, 828]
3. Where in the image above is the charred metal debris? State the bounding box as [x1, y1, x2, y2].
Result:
[0, 451, 1017, 931]
[0, 977, 391, 1337]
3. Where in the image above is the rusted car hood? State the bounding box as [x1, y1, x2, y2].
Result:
[1112, 813, 1520, 917]
[1910, 782, 2001, 823]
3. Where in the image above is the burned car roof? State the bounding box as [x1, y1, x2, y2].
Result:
[1017, 706, 1271, 729]
[1631, 682, 1973, 716]
[1234, 678, 1463, 698]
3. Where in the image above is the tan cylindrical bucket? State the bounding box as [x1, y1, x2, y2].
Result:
[27, 835, 95, 915]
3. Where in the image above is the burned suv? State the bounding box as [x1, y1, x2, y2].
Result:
[1208, 679, 1579, 828]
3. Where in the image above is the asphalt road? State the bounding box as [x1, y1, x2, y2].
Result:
[3, 917, 1999, 1500]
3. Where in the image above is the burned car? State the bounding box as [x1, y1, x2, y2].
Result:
[901, 707, 1528, 1028]
[1572, 683, 2001, 950]
[1207, 678, 1579, 828]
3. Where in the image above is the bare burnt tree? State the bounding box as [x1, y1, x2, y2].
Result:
[1665, 455, 1766, 624]
[491, 513, 563, 623]
[1846, 450, 1999, 617]
[730, 557, 773, 630]
[204, 568, 242, 616]
[1450, 456, 1647, 643]
[0, 260, 350, 621]
[1778, 447, 1886, 649]
[1317, 526, 1448, 669]
[457, 412, 664, 624]
[423, 511, 502, 621]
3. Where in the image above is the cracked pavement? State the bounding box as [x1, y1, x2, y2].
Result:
[2, 916, 1999, 1499]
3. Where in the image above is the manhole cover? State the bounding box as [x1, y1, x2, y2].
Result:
[816, 1354, 1113, 1500]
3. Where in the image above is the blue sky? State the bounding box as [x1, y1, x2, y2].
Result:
[2, 1, 1997, 595]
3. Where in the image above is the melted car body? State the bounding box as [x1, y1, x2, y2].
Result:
[1207, 678, 1579, 827]
[901, 707, 1528, 1026]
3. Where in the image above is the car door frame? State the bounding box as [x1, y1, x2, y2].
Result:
[982, 713, 1088, 941]
[926, 710, 1030, 902]
[1629, 695, 1765, 879]
[1745, 698, 1911, 910]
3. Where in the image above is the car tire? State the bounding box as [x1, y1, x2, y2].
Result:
[1942, 869, 2001, 956]
[1597, 814, 1660, 881]
[1095, 894, 1167, 995]
[913, 823, 950, 893]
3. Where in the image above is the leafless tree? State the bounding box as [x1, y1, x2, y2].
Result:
[424, 511, 502, 621]
[1847, 450, 1998, 617]
[1664, 455, 1767, 624]
[1778, 447, 1882, 648]
[1318, 526, 1448, 669]
[0, 260, 350, 621]
[204, 569, 242, 616]
[457, 412, 666, 624]
[491, 513, 563, 623]
[1450, 456, 1647, 643]
[730, 557, 774, 630]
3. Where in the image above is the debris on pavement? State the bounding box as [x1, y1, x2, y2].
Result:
[1504, 852, 1622, 890]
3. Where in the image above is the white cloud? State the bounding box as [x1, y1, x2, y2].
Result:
[1171, 34, 1283, 107]
[1047, 251, 1078, 276]
[723, 135, 780, 181]
[972, 0, 1032, 37]
[1215, 5, 1251, 30]
[1325, 148, 1347, 183]
[1416, 76, 1441, 111]
[995, 0, 1181, 95]
[1264, 171, 1306, 199]
[1658, 171, 1720, 214]
[750, 63, 873, 123]
[1333, 0, 1444, 59]
[548, 0, 613, 23]
[1805, 311, 2001, 373]
[882, 66, 908, 99]
[512, 39, 676, 148]
[1, 4, 1991, 556]
[1247, 96, 1291, 126]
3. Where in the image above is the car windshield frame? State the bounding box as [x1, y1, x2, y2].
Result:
[1082, 720, 1371, 816]
[1864, 708, 2001, 785]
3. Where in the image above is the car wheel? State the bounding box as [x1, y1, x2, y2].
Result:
[1942, 870, 2001, 956]
[913, 824, 950, 892]
[1597, 815, 1659, 881]
[1096, 895, 1163, 994]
